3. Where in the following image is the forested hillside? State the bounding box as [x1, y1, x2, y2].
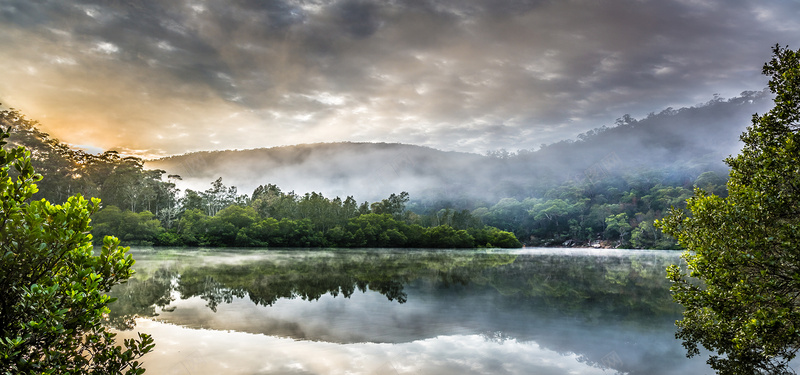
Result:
[1, 90, 765, 248]
[148, 90, 770, 203]
[0, 107, 519, 248]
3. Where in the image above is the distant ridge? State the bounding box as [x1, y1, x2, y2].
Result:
[147, 142, 486, 202]
[146, 90, 773, 202]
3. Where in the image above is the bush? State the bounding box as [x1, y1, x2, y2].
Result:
[0, 129, 153, 373]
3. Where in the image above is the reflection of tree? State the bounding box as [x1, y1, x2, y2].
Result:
[106, 250, 688, 375]
[176, 275, 245, 312]
[171, 252, 470, 307]
[105, 268, 175, 330]
[108, 251, 517, 321]
[471, 253, 683, 375]
[108, 250, 680, 334]
[480, 254, 681, 320]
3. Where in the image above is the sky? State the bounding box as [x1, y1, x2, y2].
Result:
[0, 0, 798, 158]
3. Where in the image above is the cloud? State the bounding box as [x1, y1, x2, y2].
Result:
[335, 0, 383, 38]
[119, 319, 615, 375]
[0, 0, 796, 156]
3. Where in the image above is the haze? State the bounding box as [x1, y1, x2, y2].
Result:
[0, 0, 797, 157]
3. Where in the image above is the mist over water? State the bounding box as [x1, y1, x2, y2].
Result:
[111, 248, 711, 375]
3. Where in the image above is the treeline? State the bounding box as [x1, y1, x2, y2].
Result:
[91, 185, 521, 248]
[1, 108, 181, 217]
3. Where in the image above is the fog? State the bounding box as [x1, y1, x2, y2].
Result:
[146, 90, 773, 204]
[148, 142, 485, 203]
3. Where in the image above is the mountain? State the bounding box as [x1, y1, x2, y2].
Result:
[146, 90, 773, 203]
[147, 142, 487, 203]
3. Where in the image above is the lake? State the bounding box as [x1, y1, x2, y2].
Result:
[110, 247, 711, 375]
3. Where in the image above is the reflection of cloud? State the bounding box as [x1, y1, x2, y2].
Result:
[0, 1, 794, 156]
[118, 248, 722, 374]
[153, 290, 450, 343]
[117, 319, 610, 375]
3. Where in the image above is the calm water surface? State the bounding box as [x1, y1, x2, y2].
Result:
[110, 248, 712, 375]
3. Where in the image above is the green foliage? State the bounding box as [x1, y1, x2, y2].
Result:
[92, 206, 164, 245]
[145, 198, 522, 248]
[694, 171, 728, 197]
[369, 192, 410, 220]
[630, 218, 678, 250]
[0, 129, 153, 373]
[472, 178, 691, 248]
[82, 179, 523, 248]
[657, 45, 800, 375]
[175, 209, 207, 246]
[486, 228, 523, 248]
[347, 213, 408, 247]
[604, 213, 631, 243]
[424, 225, 474, 248]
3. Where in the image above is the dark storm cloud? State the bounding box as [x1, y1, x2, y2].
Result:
[0, 0, 796, 156]
[335, 0, 382, 38]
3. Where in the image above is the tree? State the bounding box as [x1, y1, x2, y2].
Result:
[0, 128, 153, 373]
[176, 209, 210, 246]
[604, 213, 631, 244]
[1, 108, 82, 204]
[370, 191, 410, 220]
[92, 206, 165, 246]
[423, 225, 474, 248]
[657, 45, 800, 375]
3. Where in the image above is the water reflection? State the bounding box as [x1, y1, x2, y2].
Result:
[109, 248, 708, 374]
